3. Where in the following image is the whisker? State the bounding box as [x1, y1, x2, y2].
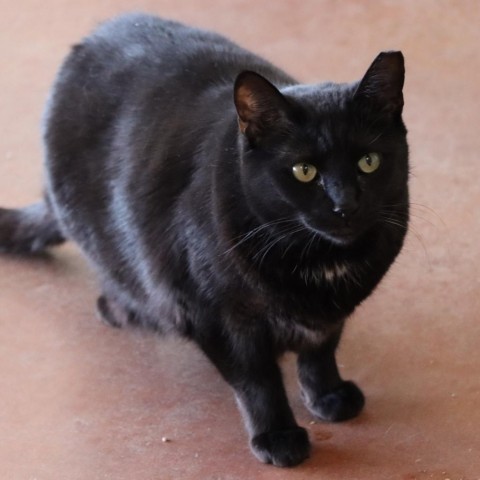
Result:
[253, 225, 307, 269]
[367, 128, 387, 145]
[381, 207, 442, 236]
[222, 217, 297, 255]
[304, 230, 320, 260]
[410, 202, 446, 227]
[381, 201, 446, 228]
[378, 215, 431, 267]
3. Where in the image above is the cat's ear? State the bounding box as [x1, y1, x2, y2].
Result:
[354, 51, 405, 116]
[234, 71, 291, 143]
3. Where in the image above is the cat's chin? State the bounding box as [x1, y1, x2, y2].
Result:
[319, 230, 359, 247]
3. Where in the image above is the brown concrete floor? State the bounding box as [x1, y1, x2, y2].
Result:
[1, 1, 479, 479]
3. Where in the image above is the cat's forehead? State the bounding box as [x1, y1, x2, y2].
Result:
[285, 83, 356, 142]
[284, 83, 388, 150]
[283, 82, 355, 112]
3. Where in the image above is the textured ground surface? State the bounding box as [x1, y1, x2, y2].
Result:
[1, 1, 479, 479]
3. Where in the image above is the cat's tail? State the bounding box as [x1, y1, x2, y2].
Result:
[0, 201, 66, 254]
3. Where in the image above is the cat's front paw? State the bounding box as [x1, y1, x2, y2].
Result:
[302, 380, 365, 422]
[250, 426, 310, 467]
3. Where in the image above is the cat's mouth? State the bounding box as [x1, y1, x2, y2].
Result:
[300, 215, 364, 246]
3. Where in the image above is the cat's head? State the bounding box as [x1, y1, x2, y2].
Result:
[233, 51, 408, 246]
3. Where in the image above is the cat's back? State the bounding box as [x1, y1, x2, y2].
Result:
[91, 13, 242, 59]
[42, 13, 297, 308]
[80, 13, 240, 77]
[54, 13, 288, 95]
[45, 12, 293, 182]
[41, 14, 289, 303]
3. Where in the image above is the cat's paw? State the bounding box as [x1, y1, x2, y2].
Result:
[302, 380, 365, 422]
[96, 295, 129, 328]
[250, 426, 310, 467]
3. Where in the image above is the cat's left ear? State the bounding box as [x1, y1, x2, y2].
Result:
[234, 71, 292, 144]
[354, 51, 405, 116]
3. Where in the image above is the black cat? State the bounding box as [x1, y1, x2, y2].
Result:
[0, 13, 409, 467]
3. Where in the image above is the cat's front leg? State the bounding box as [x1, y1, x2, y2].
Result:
[193, 322, 310, 467]
[297, 329, 365, 422]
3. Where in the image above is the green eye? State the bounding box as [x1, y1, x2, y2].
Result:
[292, 163, 317, 183]
[358, 152, 381, 173]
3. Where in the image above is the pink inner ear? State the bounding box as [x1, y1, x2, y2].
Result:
[237, 115, 248, 134]
[236, 86, 256, 117]
[235, 85, 261, 133]
[234, 71, 282, 121]
[233, 71, 292, 140]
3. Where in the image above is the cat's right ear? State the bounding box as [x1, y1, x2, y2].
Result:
[234, 71, 291, 144]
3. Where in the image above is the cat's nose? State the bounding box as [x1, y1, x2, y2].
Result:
[326, 181, 360, 218]
[332, 201, 359, 218]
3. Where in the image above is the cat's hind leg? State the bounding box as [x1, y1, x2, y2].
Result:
[96, 295, 133, 328]
[0, 201, 65, 254]
[96, 292, 145, 329]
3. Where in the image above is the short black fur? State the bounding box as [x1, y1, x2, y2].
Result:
[0, 13, 409, 467]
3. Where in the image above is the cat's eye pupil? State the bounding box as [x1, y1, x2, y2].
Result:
[358, 152, 381, 174]
[292, 163, 317, 182]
